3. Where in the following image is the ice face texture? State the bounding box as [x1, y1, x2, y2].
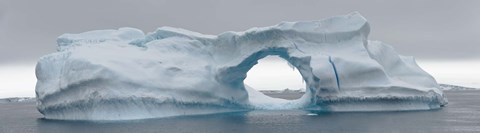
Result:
[35, 12, 447, 120]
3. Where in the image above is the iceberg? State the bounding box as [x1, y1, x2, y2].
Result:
[439, 84, 479, 91]
[0, 97, 36, 103]
[35, 12, 447, 120]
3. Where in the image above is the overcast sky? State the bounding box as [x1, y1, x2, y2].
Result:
[1, 0, 479, 97]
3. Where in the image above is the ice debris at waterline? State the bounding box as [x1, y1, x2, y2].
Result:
[35, 12, 447, 120]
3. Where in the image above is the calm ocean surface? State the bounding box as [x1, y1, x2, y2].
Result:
[1, 90, 479, 133]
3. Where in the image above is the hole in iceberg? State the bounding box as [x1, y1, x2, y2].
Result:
[245, 55, 305, 100]
[244, 55, 309, 110]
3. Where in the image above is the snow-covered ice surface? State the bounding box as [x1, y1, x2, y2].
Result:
[0, 97, 36, 103]
[35, 12, 447, 120]
[439, 84, 479, 91]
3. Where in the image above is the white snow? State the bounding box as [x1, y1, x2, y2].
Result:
[35, 12, 447, 120]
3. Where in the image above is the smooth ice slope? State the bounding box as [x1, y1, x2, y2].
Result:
[35, 12, 447, 120]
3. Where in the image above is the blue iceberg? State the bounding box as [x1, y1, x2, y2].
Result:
[35, 12, 447, 120]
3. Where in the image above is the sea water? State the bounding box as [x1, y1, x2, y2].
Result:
[1, 91, 479, 133]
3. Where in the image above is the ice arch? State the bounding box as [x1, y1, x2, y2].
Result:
[35, 12, 447, 120]
[244, 55, 305, 98]
[215, 47, 318, 109]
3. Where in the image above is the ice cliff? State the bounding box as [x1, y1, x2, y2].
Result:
[35, 12, 447, 120]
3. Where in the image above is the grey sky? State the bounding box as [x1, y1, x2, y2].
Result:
[1, 0, 480, 64]
[1, 0, 480, 98]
